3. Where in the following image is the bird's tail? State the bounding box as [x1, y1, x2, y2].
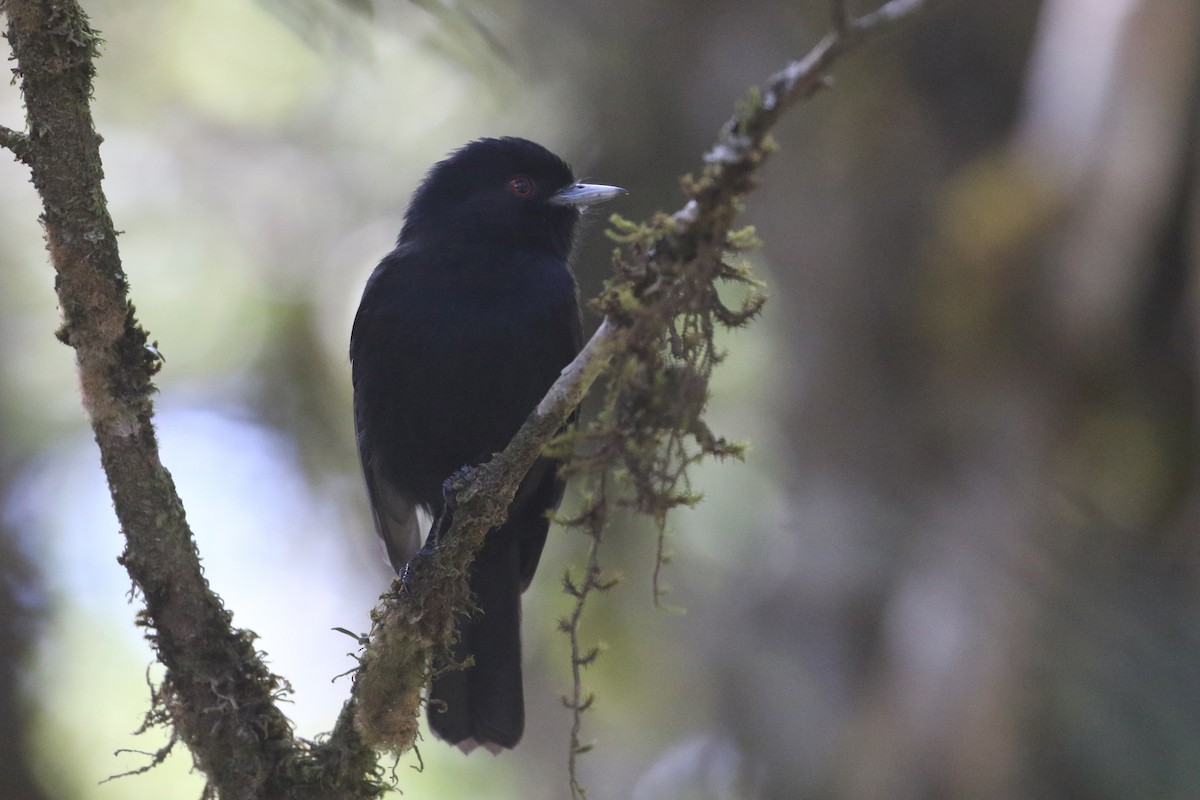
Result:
[427, 525, 525, 752]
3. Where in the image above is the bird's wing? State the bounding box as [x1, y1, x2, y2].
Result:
[351, 259, 424, 574]
[358, 437, 423, 574]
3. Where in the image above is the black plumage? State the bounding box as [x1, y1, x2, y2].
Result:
[350, 137, 622, 752]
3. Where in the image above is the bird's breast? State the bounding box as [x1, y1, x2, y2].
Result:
[354, 250, 580, 508]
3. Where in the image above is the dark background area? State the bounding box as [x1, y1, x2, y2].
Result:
[3, 0, 1200, 798]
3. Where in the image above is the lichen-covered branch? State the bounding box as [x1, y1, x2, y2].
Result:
[2, 2, 380, 798]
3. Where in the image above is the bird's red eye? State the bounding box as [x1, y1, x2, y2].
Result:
[508, 175, 535, 198]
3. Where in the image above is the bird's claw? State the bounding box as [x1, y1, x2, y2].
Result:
[402, 466, 475, 597]
[400, 547, 434, 596]
[441, 465, 475, 511]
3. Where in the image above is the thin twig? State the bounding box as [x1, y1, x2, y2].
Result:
[563, 474, 609, 800]
[857, 0, 925, 30]
[0, 123, 31, 163]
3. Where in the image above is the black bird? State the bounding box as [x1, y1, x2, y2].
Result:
[350, 137, 623, 752]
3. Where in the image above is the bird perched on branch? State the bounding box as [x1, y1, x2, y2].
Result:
[350, 137, 623, 752]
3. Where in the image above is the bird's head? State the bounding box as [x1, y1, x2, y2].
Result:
[398, 137, 624, 260]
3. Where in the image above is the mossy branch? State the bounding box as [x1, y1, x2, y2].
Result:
[348, 0, 928, 780]
[2, 2, 381, 798]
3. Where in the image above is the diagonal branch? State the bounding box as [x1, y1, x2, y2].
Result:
[348, 0, 927, 756]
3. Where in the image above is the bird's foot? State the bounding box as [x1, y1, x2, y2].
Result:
[441, 465, 476, 511]
[425, 465, 474, 548]
[400, 548, 433, 596]
[402, 467, 475, 596]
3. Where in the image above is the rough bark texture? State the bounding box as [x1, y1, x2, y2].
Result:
[3, 2, 379, 798]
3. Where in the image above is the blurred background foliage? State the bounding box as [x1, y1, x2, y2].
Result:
[3, 0, 1200, 798]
